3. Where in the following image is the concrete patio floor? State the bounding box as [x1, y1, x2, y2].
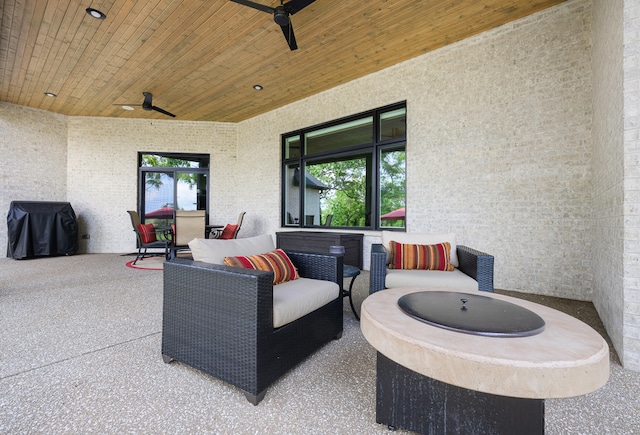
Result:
[1, 253, 638, 434]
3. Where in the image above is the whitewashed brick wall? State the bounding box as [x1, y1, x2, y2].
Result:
[239, 0, 594, 300]
[66, 117, 238, 254]
[0, 102, 68, 255]
[622, 0, 640, 371]
[592, 0, 626, 369]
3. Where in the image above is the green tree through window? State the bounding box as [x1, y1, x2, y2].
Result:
[282, 103, 406, 230]
[307, 157, 367, 227]
[138, 153, 210, 227]
[141, 155, 199, 190]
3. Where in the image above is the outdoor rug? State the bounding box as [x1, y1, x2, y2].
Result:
[125, 256, 165, 270]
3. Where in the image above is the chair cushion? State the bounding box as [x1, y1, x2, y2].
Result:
[219, 224, 238, 239]
[138, 223, 157, 243]
[189, 234, 275, 265]
[382, 231, 458, 267]
[386, 268, 478, 291]
[224, 249, 299, 285]
[389, 241, 454, 271]
[272, 278, 340, 328]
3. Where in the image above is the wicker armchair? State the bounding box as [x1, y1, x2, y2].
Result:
[162, 251, 343, 405]
[369, 244, 494, 294]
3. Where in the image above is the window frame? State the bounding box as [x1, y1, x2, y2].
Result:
[138, 152, 210, 226]
[281, 102, 406, 230]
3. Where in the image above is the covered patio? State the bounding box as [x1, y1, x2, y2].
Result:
[2, 0, 640, 431]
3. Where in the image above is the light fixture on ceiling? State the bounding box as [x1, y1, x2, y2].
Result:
[86, 7, 106, 20]
[122, 105, 134, 111]
[253, 85, 263, 91]
[44, 92, 57, 97]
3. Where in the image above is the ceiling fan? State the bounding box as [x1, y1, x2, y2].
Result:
[114, 92, 176, 118]
[230, 0, 316, 51]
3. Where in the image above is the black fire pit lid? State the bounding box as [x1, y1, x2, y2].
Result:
[398, 291, 545, 337]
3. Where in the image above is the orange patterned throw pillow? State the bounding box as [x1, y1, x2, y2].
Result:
[223, 249, 300, 285]
[137, 223, 157, 244]
[388, 241, 454, 271]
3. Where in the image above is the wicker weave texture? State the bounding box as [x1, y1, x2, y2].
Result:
[161, 253, 343, 405]
[369, 244, 388, 294]
[457, 245, 494, 292]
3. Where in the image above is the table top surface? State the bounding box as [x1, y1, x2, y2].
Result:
[343, 264, 361, 277]
[361, 287, 610, 399]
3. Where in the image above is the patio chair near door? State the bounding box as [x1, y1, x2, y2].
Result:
[127, 210, 171, 264]
[214, 212, 246, 239]
[171, 210, 206, 258]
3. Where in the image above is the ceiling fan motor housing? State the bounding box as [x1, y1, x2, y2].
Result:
[273, 6, 289, 26]
[142, 92, 153, 111]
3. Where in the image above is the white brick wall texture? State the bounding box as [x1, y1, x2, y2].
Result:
[66, 117, 238, 254]
[622, 0, 640, 371]
[0, 102, 68, 255]
[239, 0, 594, 300]
[592, 0, 626, 369]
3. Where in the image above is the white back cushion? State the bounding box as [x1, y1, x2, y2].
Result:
[381, 231, 458, 267]
[189, 234, 276, 265]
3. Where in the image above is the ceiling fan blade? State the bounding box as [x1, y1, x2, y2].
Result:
[280, 21, 298, 50]
[229, 0, 274, 14]
[284, 0, 315, 15]
[152, 106, 177, 118]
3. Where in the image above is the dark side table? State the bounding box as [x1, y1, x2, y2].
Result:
[343, 265, 361, 320]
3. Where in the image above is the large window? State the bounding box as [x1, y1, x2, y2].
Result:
[282, 103, 406, 230]
[138, 153, 210, 229]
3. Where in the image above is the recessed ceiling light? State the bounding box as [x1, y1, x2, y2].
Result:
[253, 85, 263, 91]
[44, 92, 56, 97]
[122, 105, 134, 111]
[86, 7, 106, 20]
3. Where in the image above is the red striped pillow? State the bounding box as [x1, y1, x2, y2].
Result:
[388, 241, 454, 271]
[223, 249, 300, 285]
[137, 223, 157, 244]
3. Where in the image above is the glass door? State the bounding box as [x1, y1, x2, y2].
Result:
[138, 153, 210, 231]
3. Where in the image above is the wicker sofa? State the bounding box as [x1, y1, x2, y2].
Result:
[369, 231, 494, 294]
[161, 234, 343, 405]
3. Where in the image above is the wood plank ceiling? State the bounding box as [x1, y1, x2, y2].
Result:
[0, 0, 565, 122]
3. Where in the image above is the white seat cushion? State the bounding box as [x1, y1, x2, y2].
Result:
[273, 278, 340, 328]
[385, 268, 478, 291]
[189, 234, 275, 265]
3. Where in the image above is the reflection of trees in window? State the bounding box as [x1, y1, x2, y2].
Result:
[282, 102, 406, 230]
[142, 154, 201, 190]
[138, 153, 210, 226]
[307, 158, 367, 227]
[380, 149, 406, 228]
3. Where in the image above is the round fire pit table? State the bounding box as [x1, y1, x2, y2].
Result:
[360, 287, 610, 435]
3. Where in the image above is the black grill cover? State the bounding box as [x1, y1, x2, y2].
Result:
[7, 201, 78, 259]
